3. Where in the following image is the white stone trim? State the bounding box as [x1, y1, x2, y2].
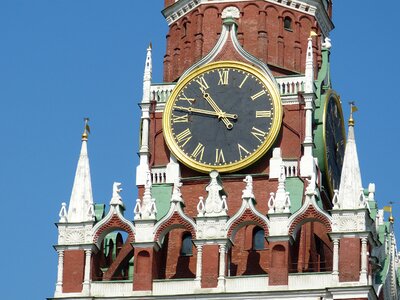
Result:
[55, 250, 64, 296]
[91, 204, 135, 248]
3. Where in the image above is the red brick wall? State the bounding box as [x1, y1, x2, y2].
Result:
[133, 248, 154, 291]
[163, 2, 323, 82]
[339, 238, 361, 282]
[163, 229, 196, 279]
[62, 250, 84, 293]
[269, 241, 289, 285]
[230, 225, 269, 276]
[201, 244, 219, 288]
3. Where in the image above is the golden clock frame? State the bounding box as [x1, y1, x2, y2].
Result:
[322, 89, 346, 196]
[162, 60, 283, 173]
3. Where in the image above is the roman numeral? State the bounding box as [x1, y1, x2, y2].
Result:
[175, 128, 192, 147]
[172, 114, 188, 123]
[218, 70, 229, 85]
[251, 126, 267, 142]
[251, 90, 266, 101]
[179, 92, 195, 104]
[215, 148, 226, 164]
[195, 75, 209, 91]
[191, 143, 205, 161]
[238, 75, 249, 88]
[238, 144, 251, 159]
[256, 110, 271, 118]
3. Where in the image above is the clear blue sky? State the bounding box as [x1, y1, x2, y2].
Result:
[0, 1, 398, 299]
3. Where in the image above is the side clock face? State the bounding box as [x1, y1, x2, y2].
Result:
[163, 61, 282, 173]
[323, 91, 346, 196]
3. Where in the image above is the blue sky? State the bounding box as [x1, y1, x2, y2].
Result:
[0, 1, 399, 299]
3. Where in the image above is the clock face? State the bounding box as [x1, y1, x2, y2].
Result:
[323, 91, 346, 196]
[163, 61, 282, 173]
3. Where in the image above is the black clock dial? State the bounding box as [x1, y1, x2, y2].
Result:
[324, 91, 346, 196]
[163, 61, 282, 173]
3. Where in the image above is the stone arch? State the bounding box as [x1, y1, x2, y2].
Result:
[227, 208, 269, 241]
[92, 227, 135, 282]
[264, 4, 279, 15]
[288, 205, 332, 239]
[288, 205, 333, 273]
[159, 228, 196, 279]
[154, 211, 196, 245]
[93, 214, 135, 247]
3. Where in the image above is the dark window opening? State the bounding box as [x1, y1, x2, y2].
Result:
[284, 17, 292, 31]
[180, 233, 193, 256]
[252, 227, 265, 250]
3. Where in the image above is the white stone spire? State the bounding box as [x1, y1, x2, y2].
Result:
[337, 104, 363, 209]
[136, 44, 153, 185]
[67, 119, 94, 223]
[304, 33, 316, 93]
[300, 32, 318, 178]
[142, 43, 152, 102]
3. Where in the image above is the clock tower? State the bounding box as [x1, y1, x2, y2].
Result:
[51, 1, 399, 299]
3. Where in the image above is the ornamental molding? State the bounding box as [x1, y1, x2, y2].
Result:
[196, 217, 229, 240]
[163, 0, 332, 37]
[91, 205, 135, 248]
[288, 188, 332, 238]
[57, 224, 93, 245]
[226, 175, 270, 240]
[331, 209, 376, 235]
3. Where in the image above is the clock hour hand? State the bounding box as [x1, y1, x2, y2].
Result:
[173, 105, 238, 120]
[201, 90, 234, 129]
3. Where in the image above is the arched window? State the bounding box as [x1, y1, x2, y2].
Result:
[252, 227, 264, 250]
[180, 233, 193, 256]
[284, 16, 292, 31]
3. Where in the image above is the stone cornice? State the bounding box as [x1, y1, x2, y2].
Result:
[162, 0, 333, 37]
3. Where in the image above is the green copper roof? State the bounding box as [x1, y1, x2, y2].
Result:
[152, 184, 173, 220]
[94, 203, 106, 221]
[285, 177, 304, 214]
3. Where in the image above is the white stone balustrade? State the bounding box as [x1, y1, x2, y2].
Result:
[151, 167, 167, 184]
[276, 76, 305, 96]
[150, 84, 176, 103]
[284, 160, 298, 177]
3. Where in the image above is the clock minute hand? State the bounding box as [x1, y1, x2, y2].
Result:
[173, 106, 238, 120]
[202, 91, 234, 129]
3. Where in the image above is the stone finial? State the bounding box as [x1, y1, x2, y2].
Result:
[283, 192, 291, 213]
[359, 188, 368, 209]
[368, 183, 375, 201]
[269, 147, 283, 179]
[59, 202, 68, 223]
[268, 192, 275, 214]
[134, 198, 142, 220]
[221, 6, 240, 20]
[242, 175, 254, 199]
[197, 196, 205, 216]
[110, 182, 124, 206]
[272, 165, 288, 213]
[171, 177, 183, 203]
[87, 204, 95, 221]
[322, 37, 332, 49]
[305, 173, 317, 195]
[141, 171, 157, 219]
[332, 189, 340, 209]
[221, 195, 228, 213]
[203, 170, 227, 216]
